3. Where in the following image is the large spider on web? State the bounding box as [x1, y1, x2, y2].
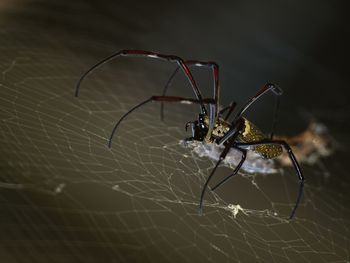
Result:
[75, 50, 304, 219]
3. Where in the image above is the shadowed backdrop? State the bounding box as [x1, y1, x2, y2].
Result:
[0, 0, 349, 262]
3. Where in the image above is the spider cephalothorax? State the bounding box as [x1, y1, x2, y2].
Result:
[204, 115, 231, 141]
[185, 114, 209, 142]
[75, 49, 304, 219]
[186, 115, 234, 143]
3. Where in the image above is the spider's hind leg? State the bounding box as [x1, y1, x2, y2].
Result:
[235, 139, 304, 219]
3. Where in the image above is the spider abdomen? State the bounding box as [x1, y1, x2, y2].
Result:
[238, 118, 283, 159]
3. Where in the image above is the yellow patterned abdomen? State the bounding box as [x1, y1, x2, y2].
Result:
[238, 118, 283, 159]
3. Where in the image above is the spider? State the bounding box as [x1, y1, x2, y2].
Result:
[75, 50, 304, 219]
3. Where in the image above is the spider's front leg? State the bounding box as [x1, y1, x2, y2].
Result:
[108, 95, 215, 148]
[75, 49, 208, 115]
[160, 60, 220, 136]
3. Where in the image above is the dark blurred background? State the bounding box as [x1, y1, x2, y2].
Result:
[2, 0, 350, 129]
[0, 0, 349, 262]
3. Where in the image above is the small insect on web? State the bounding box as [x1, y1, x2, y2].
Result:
[75, 49, 305, 219]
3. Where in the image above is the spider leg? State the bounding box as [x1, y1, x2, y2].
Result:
[198, 156, 223, 215]
[270, 95, 280, 139]
[210, 146, 247, 191]
[75, 49, 207, 115]
[198, 120, 244, 215]
[187, 61, 220, 141]
[235, 140, 304, 219]
[160, 66, 180, 121]
[218, 101, 237, 121]
[234, 82, 282, 121]
[218, 104, 231, 115]
[184, 60, 220, 105]
[108, 95, 215, 148]
[218, 83, 283, 145]
[159, 60, 220, 139]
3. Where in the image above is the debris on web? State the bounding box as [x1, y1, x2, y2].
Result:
[227, 204, 247, 218]
[275, 121, 335, 167]
[225, 204, 286, 222]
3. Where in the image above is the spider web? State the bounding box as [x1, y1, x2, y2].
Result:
[1, 4, 350, 263]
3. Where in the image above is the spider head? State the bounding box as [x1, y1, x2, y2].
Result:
[186, 114, 208, 141]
